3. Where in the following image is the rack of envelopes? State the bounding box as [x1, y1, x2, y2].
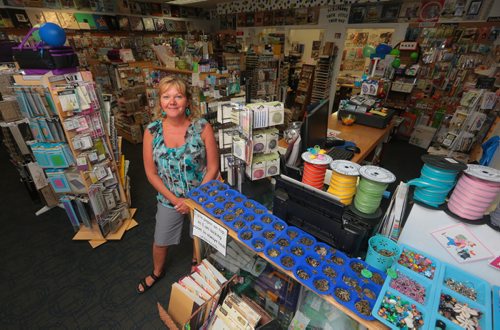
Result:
[187, 180, 388, 326]
[13, 71, 136, 248]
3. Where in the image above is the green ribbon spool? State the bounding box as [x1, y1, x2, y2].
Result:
[353, 177, 388, 214]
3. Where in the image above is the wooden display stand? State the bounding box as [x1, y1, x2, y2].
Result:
[73, 208, 139, 248]
[185, 199, 387, 330]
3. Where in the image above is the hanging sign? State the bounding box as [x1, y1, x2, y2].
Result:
[193, 209, 228, 256]
[325, 5, 349, 24]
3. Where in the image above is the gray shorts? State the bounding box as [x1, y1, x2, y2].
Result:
[154, 202, 191, 246]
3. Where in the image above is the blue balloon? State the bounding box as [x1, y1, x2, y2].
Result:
[375, 43, 392, 56]
[39, 22, 66, 47]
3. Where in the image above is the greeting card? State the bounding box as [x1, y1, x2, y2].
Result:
[432, 224, 493, 263]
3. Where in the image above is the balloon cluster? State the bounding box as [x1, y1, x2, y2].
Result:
[362, 43, 392, 59]
[363, 43, 419, 69]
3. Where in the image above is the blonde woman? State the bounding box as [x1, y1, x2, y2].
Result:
[138, 76, 219, 293]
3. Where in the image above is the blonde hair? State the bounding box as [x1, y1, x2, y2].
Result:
[153, 75, 194, 120]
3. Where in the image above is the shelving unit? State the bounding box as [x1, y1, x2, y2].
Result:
[292, 64, 315, 120]
[186, 199, 386, 330]
[245, 54, 280, 102]
[12, 71, 136, 248]
[311, 55, 336, 104]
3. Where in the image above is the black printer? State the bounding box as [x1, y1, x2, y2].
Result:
[272, 175, 381, 257]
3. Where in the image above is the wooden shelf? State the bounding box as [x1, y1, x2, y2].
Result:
[186, 200, 387, 330]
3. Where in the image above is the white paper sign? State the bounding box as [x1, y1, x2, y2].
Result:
[193, 209, 228, 256]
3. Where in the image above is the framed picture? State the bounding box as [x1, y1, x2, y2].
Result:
[467, 0, 482, 16]
[365, 5, 383, 22]
[381, 3, 401, 22]
[348, 5, 366, 23]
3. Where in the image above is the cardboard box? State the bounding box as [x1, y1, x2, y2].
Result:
[0, 99, 23, 123]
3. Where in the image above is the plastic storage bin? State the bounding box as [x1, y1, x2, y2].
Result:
[365, 234, 402, 272]
[493, 285, 499, 330]
[397, 243, 442, 280]
[428, 263, 492, 330]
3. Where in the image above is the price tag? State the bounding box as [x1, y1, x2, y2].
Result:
[64, 72, 83, 84]
[193, 209, 227, 256]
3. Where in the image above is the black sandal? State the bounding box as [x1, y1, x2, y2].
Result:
[137, 271, 165, 294]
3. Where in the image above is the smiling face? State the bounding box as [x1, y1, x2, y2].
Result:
[160, 85, 188, 120]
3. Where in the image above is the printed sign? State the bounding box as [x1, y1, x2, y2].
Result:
[326, 5, 349, 24]
[193, 209, 228, 256]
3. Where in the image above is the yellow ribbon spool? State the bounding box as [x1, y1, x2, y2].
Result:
[327, 160, 361, 205]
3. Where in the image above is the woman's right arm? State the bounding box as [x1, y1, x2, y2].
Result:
[143, 129, 180, 205]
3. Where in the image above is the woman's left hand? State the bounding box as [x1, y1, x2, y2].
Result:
[174, 198, 190, 215]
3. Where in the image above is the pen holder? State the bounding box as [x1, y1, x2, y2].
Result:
[365, 235, 401, 272]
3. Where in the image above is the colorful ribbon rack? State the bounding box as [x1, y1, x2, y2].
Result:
[407, 155, 467, 208]
[301, 147, 332, 190]
[447, 165, 500, 221]
[327, 160, 360, 205]
[354, 166, 396, 215]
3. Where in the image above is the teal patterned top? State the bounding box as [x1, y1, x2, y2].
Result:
[147, 118, 208, 207]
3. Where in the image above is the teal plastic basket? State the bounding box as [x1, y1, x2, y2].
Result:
[365, 235, 401, 272]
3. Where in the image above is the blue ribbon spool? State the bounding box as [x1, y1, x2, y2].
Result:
[407, 155, 466, 208]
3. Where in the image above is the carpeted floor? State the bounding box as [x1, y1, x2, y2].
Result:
[0, 136, 425, 328]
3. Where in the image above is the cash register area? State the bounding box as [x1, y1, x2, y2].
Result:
[0, 133, 425, 328]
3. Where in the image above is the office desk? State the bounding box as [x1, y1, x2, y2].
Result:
[328, 113, 393, 164]
[280, 113, 394, 164]
[187, 199, 387, 330]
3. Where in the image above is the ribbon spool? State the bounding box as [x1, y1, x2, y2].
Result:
[327, 160, 360, 205]
[447, 165, 500, 221]
[489, 203, 500, 230]
[407, 155, 467, 208]
[301, 150, 332, 190]
[354, 166, 396, 215]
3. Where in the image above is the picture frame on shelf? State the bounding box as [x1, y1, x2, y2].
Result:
[381, 3, 401, 22]
[467, 0, 482, 16]
[365, 5, 383, 22]
[348, 5, 366, 23]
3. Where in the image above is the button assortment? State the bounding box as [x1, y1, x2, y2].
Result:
[372, 244, 492, 330]
[438, 293, 482, 329]
[377, 292, 424, 329]
[398, 248, 437, 279]
[190, 180, 386, 322]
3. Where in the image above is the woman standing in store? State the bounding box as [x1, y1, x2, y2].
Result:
[137, 76, 219, 293]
